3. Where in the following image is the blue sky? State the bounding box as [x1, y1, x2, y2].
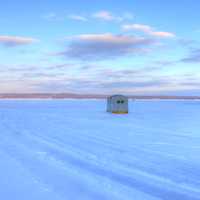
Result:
[0, 0, 200, 95]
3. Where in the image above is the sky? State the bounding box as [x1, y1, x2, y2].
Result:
[0, 0, 200, 95]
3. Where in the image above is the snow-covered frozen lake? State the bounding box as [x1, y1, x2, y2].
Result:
[0, 100, 200, 200]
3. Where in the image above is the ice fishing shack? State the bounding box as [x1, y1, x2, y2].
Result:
[107, 95, 128, 114]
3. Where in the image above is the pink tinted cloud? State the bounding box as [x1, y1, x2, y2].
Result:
[0, 35, 39, 47]
[149, 31, 175, 38]
[93, 11, 115, 21]
[58, 33, 155, 60]
[122, 23, 175, 38]
[92, 10, 133, 22]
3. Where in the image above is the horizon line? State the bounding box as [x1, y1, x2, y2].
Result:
[0, 93, 200, 99]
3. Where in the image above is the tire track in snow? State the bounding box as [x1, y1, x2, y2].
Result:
[1, 122, 200, 200]
[16, 122, 200, 190]
[0, 122, 158, 200]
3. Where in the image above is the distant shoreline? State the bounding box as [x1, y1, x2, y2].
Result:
[0, 93, 200, 100]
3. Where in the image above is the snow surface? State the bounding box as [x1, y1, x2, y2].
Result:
[0, 100, 200, 200]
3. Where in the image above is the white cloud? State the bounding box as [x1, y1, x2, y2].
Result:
[68, 15, 88, 21]
[43, 10, 134, 23]
[43, 13, 57, 20]
[92, 10, 134, 22]
[42, 13, 64, 21]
